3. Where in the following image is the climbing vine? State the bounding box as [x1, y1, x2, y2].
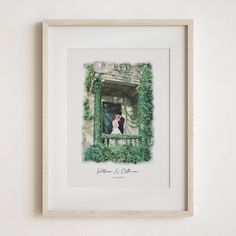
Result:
[93, 74, 102, 145]
[137, 63, 154, 147]
[84, 64, 95, 92]
[83, 98, 93, 121]
[83, 63, 95, 121]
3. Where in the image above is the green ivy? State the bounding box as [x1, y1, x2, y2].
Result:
[137, 63, 154, 147]
[84, 64, 95, 92]
[84, 144, 151, 164]
[93, 74, 102, 145]
[83, 98, 93, 121]
[83, 64, 95, 121]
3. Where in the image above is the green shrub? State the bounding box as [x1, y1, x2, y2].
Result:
[84, 144, 151, 164]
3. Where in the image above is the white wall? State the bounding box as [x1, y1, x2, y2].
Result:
[0, 0, 236, 235]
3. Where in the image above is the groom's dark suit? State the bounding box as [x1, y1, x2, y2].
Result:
[118, 116, 125, 134]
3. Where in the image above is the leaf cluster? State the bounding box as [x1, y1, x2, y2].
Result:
[84, 144, 151, 164]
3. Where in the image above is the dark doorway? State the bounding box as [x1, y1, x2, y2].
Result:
[102, 102, 121, 134]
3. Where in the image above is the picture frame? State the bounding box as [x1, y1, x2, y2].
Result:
[43, 19, 193, 217]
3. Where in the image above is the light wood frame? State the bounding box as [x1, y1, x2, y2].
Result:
[43, 19, 193, 218]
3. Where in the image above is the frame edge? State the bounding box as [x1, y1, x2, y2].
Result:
[42, 19, 194, 217]
[42, 19, 193, 27]
[42, 21, 49, 215]
[187, 21, 194, 216]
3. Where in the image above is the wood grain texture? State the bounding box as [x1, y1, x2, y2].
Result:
[43, 210, 192, 218]
[187, 20, 194, 216]
[43, 19, 193, 26]
[42, 21, 48, 215]
[42, 19, 193, 218]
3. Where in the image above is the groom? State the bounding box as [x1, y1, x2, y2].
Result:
[117, 111, 125, 134]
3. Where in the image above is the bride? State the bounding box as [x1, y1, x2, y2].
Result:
[110, 114, 121, 145]
[111, 114, 121, 135]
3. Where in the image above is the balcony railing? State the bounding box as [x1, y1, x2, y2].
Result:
[101, 134, 140, 147]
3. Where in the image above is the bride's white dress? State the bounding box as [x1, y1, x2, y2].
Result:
[111, 120, 121, 134]
[110, 119, 121, 145]
[111, 127, 121, 134]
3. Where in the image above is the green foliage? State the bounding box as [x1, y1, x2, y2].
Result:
[93, 75, 102, 145]
[137, 63, 154, 147]
[83, 98, 93, 121]
[84, 64, 95, 92]
[83, 64, 95, 122]
[84, 144, 151, 164]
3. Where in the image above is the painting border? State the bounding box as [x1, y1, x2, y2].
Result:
[42, 19, 193, 217]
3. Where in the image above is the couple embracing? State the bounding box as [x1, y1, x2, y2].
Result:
[111, 112, 125, 135]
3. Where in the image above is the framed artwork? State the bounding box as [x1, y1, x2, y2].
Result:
[43, 20, 193, 217]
